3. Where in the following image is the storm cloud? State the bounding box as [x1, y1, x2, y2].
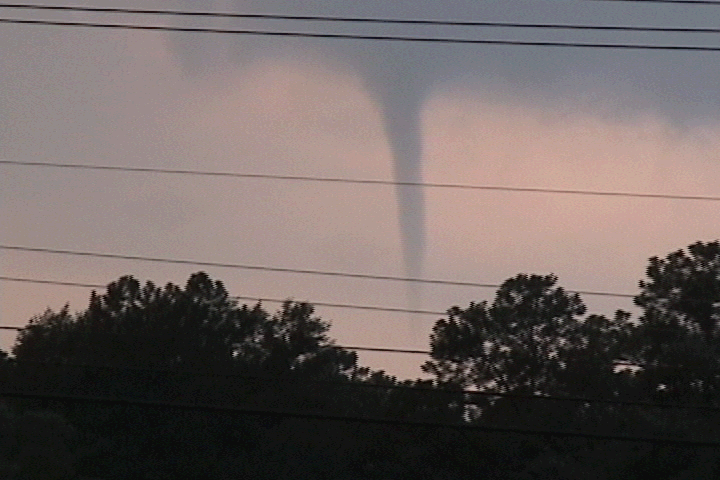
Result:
[162, 0, 720, 326]
[2, 0, 720, 374]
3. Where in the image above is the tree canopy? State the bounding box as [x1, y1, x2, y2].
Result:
[13, 272, 356, 377]
[4, 241, 720, 478]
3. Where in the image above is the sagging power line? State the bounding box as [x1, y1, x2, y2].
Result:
[0, 275, 700, 371]
[1, 17, 720, 51]
[0, 245, 636, 299]
[587, 0, 720, 5]
[4, 159, 720, 202]
[0, 276, 446, 317]
[1, 2, 719, 34]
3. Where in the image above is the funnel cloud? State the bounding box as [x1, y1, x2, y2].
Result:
[5, 0, 720, 376]
[381, 96, 426, 314]
[167, 2, 432, 324]
[363, 44, 429, 322]
[160, 0, 720, 336]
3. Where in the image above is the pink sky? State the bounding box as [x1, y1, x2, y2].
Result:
[3, 10, 720, 378]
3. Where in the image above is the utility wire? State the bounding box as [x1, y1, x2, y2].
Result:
[1, 3, 719, 34]
[4, 160, 720, 203]
[0, 275, 692, 339]
[0, 275, 687, 366]
[0, 388, 719, 446]
[0, 276, 700, 369]
[0, 263, 716, 417]
[4, 356, 720, 412]
[1, 17, 719, 51]
[588, 0, 720, 5]
[0, 245, 635, 299]
[0, 276, 446, 317]
[0, 2, 715, 434]
[0, 319, 683, 374]
[0, 318, 665, 370]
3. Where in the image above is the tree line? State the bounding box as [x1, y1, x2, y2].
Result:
[3, 241, 720, 479]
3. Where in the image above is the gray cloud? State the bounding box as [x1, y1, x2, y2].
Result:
[160, 0, 720, 327]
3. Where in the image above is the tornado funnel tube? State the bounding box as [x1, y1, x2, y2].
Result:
[380, 96, 426, 327]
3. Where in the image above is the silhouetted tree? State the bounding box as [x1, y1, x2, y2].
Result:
[8, 272, 363, 479]
[14, 273, 262, 370]
[346, 369, 465, 423]
[11, 273, 357, 396]
[423, 274, 631, 399]
[632, 241, 720, 405]
[612, 241, 720, 474]
[637, 241, 720, 341]
[8, 257, 720, 478]
[421, 272, 646, 477]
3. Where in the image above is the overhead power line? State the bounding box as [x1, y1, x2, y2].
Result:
[0, 318, 679, 372]
[1, 319, 433, 357]
[0, 318, 685, 373]
[0, 275, 696, 368]
[0, 388, 718, 446]
[0, 276, 446, 317]
[0, 245, 635, 299]
[4, 160, 720, 203]
[4, 357, 720, 413]
[1, 3, 719, 34]
[0, 320, 667, 372]
[0, 272, 704, 357]
[1, 17, 720, 51]
[588, 0, 720, 5]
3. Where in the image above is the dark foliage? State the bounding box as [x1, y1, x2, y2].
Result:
[4, 242, 720, 478]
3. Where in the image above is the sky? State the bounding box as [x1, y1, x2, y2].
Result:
[2, 0, 720, 378]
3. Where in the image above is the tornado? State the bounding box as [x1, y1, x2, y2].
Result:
[380, 98, 425, 321]
[166, 7, 430, 332]
[364, 44, 428, 334]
